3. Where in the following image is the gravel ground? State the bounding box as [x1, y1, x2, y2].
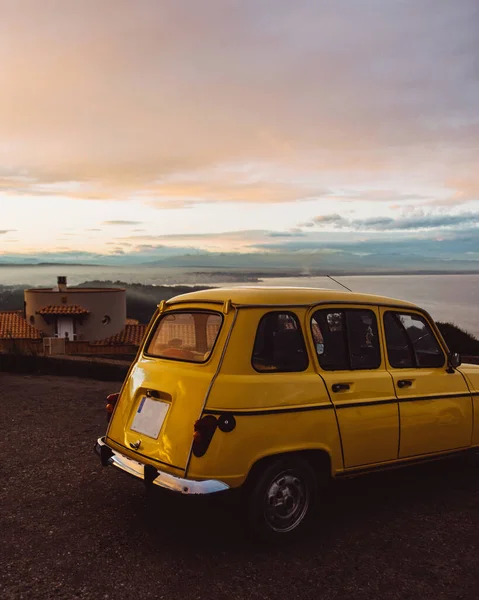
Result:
[1, 372, 479, 600]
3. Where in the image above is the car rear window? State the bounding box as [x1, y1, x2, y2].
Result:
[145, 311, 223, 363]
[252, 311, 309, 372]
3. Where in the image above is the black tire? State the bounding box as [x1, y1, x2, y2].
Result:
[244, 456, 318, 540]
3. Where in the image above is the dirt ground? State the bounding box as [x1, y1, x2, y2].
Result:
[1, 372, 479, 600]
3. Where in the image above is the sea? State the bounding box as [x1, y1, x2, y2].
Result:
[1, 265, 478, 338]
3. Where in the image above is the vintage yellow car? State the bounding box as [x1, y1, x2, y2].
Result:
[95, 287, 479, 537]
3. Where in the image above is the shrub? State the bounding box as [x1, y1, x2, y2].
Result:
[436, 322, 479, 356]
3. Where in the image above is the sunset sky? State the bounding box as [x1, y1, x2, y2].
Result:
[1, 0, 478, 268]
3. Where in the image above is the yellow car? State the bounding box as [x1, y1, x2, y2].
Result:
[95, 287, 479, 537]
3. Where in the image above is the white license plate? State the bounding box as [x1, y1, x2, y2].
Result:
[130, 397, 169, 439]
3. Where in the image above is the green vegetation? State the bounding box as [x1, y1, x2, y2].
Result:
[0, 285, 25, 311]
[436, 322, 479, 356]
[77, 280, 211, 324]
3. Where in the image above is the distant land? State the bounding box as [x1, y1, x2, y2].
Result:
[1, 242, 479, 273]
[0, 262, 106, 267]
[1, 262, 479, 277]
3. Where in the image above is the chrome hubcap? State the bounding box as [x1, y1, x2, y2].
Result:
[264, 471, 309, 533]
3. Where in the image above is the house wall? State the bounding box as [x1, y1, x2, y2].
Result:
[66, 341, 138, 356]
[0, 338, 138, 356]
[24, 288, 126, 342]
[0, 339, 43, 355]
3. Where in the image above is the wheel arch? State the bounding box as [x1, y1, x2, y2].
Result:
[244, 447, 333, 488]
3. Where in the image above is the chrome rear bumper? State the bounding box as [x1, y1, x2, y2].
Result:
[94, 437, 229, 495]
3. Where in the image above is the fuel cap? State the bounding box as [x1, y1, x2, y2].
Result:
[218, 413, 236, 433]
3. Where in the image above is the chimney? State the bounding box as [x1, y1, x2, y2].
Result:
[57, 276, 67, 292]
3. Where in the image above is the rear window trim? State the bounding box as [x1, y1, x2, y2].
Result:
[143, 309, 224, 364]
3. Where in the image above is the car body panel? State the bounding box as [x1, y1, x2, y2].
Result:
[457, 363, 479, 445]
[389, 366, 472, 457]
[378, 307, 473, 457]
[106, 304, 235, 473]
[187, 408, 342, 487]
[318, 368, 399, 467]
[106, 357, 214, 472]
[192, 307, 342, 481]
[164, 286, 419, 310]
[306, 304, 399, 468]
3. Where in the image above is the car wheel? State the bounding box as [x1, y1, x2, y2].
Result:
[245, 456, 317, 539]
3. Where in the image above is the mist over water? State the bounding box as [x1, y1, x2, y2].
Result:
[1, 265, 478, 338]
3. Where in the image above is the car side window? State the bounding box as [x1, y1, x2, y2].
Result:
[312, 311, 348, 370]
[347, 310, 381, 369]
[252, 312, 308, 372]
[311, 308, 381, 371]
[384, 311, 445, 368]
[383, 312, 414, 368]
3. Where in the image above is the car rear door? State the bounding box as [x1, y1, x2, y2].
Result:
[381, 308, 473, 458]
[310, 305, 399, 468]
[106, 305, 231, 473]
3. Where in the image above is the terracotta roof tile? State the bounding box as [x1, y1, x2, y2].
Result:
[37, 304, 90, 316]
[0, 311, 42, 339]
[95, 324, 148, 346]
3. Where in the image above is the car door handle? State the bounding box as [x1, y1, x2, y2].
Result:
[397, 379, 412, 389]
[332, 383, 350, 393]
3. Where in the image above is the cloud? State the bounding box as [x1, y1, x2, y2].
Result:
[267, 231, 306, 238]
[143, 180, 328, 207]
[313, 214, 344, 225]
[119, 229, 277, 251]
[102, 220, 143, 226]
[310, 212, 479, 231]
[0, 0, 477, 208]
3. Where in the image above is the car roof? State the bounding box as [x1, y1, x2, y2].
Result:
[166, 286, 418, 309]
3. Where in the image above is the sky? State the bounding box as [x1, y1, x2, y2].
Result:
[1, 0, 478, 269]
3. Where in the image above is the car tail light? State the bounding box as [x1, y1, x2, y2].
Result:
[192, 415, 218, 457]
[106, 393, 120, 422]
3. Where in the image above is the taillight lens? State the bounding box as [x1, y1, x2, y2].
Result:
[192, 415, 218, 457]
[106, 393, 120, 422]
